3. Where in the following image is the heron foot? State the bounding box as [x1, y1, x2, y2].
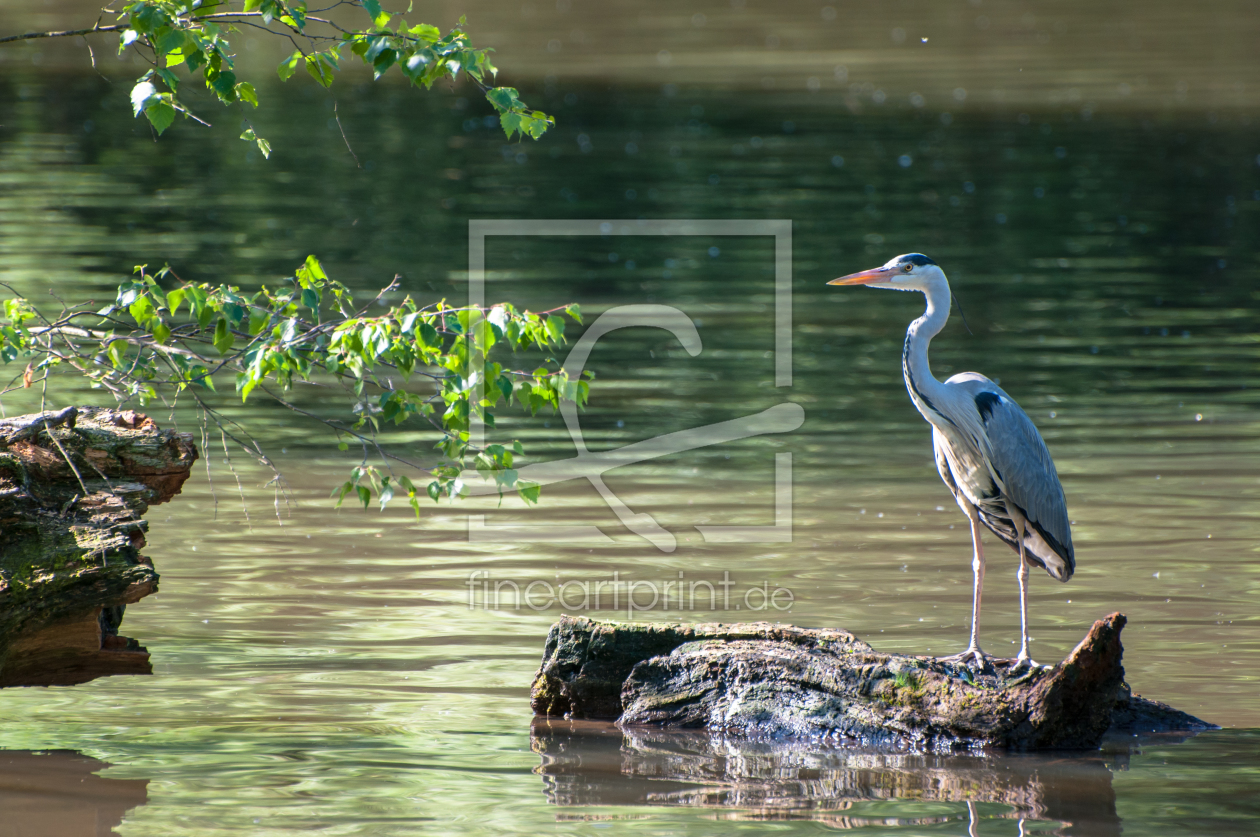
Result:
[1011, 653, 1040, 672]
[939, 647, 989, 670]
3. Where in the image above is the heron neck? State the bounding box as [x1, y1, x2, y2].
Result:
[902, 279, 952, 421]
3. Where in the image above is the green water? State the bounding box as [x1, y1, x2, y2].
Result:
[1, 61, 1259, 835]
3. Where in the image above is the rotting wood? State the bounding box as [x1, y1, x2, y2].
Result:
[531, 613, 1213, 751]
[0, 407, 197, 686]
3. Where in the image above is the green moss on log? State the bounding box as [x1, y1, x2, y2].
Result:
[0, 407, 196, 683]
[531, 614, 1214, 751]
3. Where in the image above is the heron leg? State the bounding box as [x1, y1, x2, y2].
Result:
[940, 506, 987, 668]
[1014, 520, 1039, 670]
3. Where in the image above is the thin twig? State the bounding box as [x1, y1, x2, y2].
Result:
[220, 426, 253, 531]
[198, 403, 217, 518]
[174, 105, 212, 128]
[0, 11, 346, 45]
[46, 430, 91, 497]
[334, 102, 361, 168]
[86, 41, 112, 84]
[0, 23, 125, 44]
[259, 384, 429, 472]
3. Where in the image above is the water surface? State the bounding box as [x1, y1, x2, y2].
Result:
[1, 30, 1259, 836]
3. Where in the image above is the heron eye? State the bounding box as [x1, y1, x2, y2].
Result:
[903, 264, 912, 272]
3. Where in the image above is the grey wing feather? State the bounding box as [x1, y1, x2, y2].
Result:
[980, 393, 1075, 576]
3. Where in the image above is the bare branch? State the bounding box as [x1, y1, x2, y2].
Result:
[0, 24, 125, 45]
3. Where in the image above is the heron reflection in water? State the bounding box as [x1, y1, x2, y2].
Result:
[829, 254, 1075, 670]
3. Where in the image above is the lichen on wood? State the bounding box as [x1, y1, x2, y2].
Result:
[531, 613, 1213, 751]
[0, 406, 197, 686]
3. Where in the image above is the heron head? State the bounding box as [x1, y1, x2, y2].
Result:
[827, 253, 944, 291]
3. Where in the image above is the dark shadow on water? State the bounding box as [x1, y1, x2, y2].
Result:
[531, 719, 1207, 833]
[0, 750, 148, 837]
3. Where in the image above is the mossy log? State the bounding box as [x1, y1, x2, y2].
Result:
[0, 407, 197, 686]
[531, 614, 1213, 751]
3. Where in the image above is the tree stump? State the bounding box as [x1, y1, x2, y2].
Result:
[531, 614, 1212, 751]
[0, 407, 197, 686]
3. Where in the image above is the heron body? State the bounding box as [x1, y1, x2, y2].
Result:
[830, 253, 1074, 668]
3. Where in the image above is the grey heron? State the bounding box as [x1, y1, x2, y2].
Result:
[829, 253, 1074, 669]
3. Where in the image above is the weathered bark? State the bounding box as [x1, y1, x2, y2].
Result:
[0, 407, 197, 686]
[531, 614, 1214, 751]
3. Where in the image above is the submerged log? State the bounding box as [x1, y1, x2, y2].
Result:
[531, 614, 1213, 751]
[0, 407, 197, 686]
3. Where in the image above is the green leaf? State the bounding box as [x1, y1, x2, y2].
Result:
[209, 70, 238, 101]
[167, 288, 186, 313]
[517, 481, 541, 504]
[151, 320, 171, 344]
[107, 339, 127, 368]
[305, 53, 335, 87]
[495, 376, 513, 403]
[281, 7, 308, 30]
[408, 23, 440, 42]
[213, 317, 234, 355]
[544, 314, 564, 343]
[331, 479, 354, 507]
[303, 255, 328, 281]
[235, 81, 259, 107]
[155, 28, 190, 56]
[248, 308, 269, 336]
[356, 484, 371, 509]
[371, 47, 397, 79]
[144, 101, 176, 135]
[362, 0, 383, 22]
[499, 108, 553, 140]
[485, 86, 523, 112]
[301, 287, 320, 310]
[565, 303, 583, 324]
[129, 295, 155, 323]
[240, 128, 271, 158]
[364, 34, 392, 63]
[156, 67, 180, 90]
[278, 50, 302, 81]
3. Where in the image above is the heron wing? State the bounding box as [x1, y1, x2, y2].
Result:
[973, 389, 1075, 577]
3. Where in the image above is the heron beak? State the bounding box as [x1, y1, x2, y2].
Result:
[827, 267, 892, 285]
